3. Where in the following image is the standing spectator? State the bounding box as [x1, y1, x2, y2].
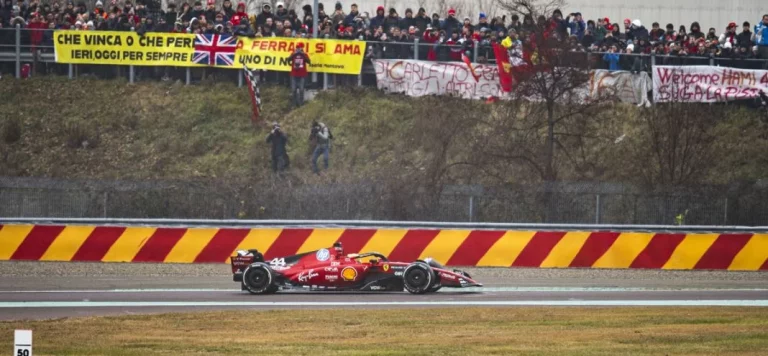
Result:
[442, 8, 459, 35]
[567, 12, 585, 39]
[719, 22, 738, 46]
[369, 5, 384, 30]
[273, 2, 287, 23]
[330, 1, 344, 25]
[756, 15, 768, 59]
[266, 122, 289, 173]
[231, 2, 247, 26]
[310, 121, 332, 174]
[382, 7, 399, 33]
[422, 24, 439, 60]
[413, 7, 429, 32]
[343, 3, 358, 27]
[737, 21, 753, 49]
[204, 0, 217, 23]
[222, 0, 234, 19]
[603, 45, 620, 70]
[400, 8, 415, 31]
[255, 3, 272, 27]
[649, 22, 664, 41]
[286, 43, 310, 107]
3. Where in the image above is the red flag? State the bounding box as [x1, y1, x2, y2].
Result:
[461, 53, 481, 82]
[492, 43, 513, 92]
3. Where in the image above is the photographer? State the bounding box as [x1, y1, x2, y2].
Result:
[309, 121, 332, 174]
[266, 122, 289, 173]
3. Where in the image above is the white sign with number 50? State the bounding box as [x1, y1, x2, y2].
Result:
[14, 330, 32, 356]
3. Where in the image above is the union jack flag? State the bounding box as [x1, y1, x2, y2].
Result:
[193, 34, 236, 66]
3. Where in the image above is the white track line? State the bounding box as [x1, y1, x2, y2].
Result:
[1, 287, 766, 293]
[0, 300, 767, 307]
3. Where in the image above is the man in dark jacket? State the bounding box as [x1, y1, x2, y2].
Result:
[736, 21, 753, 49]
[266, 122, 289, 173]
[400, 8, 416, 31]
[382, 7, 400, 33]
[255, 3, 272, 27]
[413, 7, 429, 32]
[343, 3, 358, 27]
[274, 1, 288, 23]
[441, 8, 460, 35]
[369, 5, 384, 30]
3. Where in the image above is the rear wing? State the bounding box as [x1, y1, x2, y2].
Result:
[230, 249, 264, 274]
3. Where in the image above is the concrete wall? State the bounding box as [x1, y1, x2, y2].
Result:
[288, 0, 766, 32]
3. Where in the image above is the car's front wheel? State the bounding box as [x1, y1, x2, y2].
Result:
[402, 262, 435, 294]
[242, 263, 276, 295]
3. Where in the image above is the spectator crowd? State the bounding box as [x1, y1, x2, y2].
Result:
[1, 0, 767, 71]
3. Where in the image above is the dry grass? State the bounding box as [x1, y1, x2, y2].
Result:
[1, 307, 767, 355]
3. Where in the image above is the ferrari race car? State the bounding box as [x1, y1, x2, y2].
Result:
[230, 242, 482, 294]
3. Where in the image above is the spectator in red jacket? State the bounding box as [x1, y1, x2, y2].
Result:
[286, 43, 311, 107]
[422, 24, 440, 60]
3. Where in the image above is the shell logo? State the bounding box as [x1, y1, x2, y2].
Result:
[341, 267, 357, 281]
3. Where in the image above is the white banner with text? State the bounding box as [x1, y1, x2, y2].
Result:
[653, 65, 768, 103]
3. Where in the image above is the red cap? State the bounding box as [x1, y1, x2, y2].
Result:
[296, 42, 304, 48]
[623, 18, 630, 23]
[376, 6, 384, 12]
[448, 8, 456, 15]
[728, 22, 736, 28]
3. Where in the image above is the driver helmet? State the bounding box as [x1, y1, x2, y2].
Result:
[333, 241, 343, 256]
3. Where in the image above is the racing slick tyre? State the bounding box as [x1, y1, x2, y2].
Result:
[242, 262, 276, 295]
[402, 262, 436, 294]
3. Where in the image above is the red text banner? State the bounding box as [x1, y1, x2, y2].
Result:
[653, 65, 768, 103]
[373, 59, 504, 100]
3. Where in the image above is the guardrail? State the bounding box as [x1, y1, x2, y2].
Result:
[2, 217, 767, 232]
[1, 218, 766, 269]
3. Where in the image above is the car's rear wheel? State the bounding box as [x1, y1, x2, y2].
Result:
[403, 262, 435, 294]
[242, 263, 275, 295]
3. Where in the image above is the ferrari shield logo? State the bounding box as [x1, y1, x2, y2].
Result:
[383, 264, 390, 272]
[341, 267, 357, 281]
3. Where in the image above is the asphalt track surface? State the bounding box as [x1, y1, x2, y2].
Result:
[1, 262, 766, 320]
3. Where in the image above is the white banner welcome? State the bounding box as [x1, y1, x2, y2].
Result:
[653, 65, 768, 103]
[373, 59, 504, 100]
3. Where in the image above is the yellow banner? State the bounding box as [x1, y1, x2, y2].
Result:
[54, 31, 203, 67]
[53, 30, 366, 74]
[235, 38, 366, 75]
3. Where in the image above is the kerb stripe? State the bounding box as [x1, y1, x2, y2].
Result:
[195, 228, 250, 263]
[512, 231, 566, 267]
[694, 234, 752, 270]
[568, 232, 619, 267]
[10, 225, 65, 260]
[334, 229, 377, 254]
[132, 228, 187, 262]
[387, 229, 440, 262]
[447, 230, 506, 266]
[72, 226, 127, 261]
[630, 233, 686, 268]
[264, 229, 313, 259]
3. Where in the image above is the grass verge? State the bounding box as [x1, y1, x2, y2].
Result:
[1, 307, 767, 355]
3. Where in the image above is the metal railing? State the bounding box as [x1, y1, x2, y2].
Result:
[3, 27, 767, 85]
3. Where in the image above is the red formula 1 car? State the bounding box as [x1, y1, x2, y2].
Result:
[230, 242, 482, 294]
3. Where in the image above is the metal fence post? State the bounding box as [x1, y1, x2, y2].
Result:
[473, 43, 479, 63]
[15, 24, 21, 79]
[595, 194, 602, 224]
[323, 72, 328, 90]
[129, 65, 135, 83]
[68, 64, 73, 79]
[468, 196, 474, 222]
[723, 197, 728, 225]
[185, 67, 191, 85]
[709, 53, 715, 66]
[357, 72, 362, 86]
[102, 191, 108, 218]
[238, 68, 243, 88]
[413, 38, 419, 59]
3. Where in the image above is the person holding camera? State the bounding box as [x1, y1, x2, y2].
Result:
[266, 122, 289, 173]
[309, 121, 332, 174]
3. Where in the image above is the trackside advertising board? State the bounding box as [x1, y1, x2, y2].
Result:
[53, 31, 366, 74]
[653, 65, 768, 102]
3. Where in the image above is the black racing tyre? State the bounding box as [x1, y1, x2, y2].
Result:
[242, 263, 275, 295]
[403, 262, 434, 294]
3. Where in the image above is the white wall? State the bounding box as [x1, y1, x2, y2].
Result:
[288, 0, 766, 31]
